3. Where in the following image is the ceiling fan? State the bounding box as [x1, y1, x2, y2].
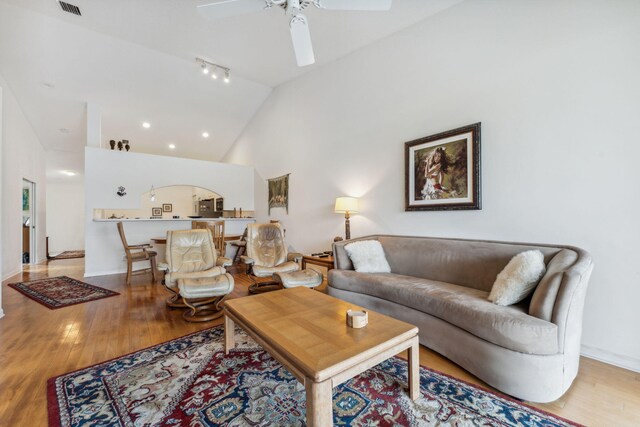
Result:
[197, 0, 393, 67]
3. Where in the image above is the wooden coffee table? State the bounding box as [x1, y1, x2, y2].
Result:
[224, 287, 420, 426]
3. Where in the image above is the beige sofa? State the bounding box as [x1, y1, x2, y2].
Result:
[327, 235, 593, 403]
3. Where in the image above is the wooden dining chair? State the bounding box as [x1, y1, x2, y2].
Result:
[192, 220, 225, 256]
[230, 227, 248, 264]
[116, 222, 158, 285]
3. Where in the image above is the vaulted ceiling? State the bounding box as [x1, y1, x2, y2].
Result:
[0, 0, 462, 181]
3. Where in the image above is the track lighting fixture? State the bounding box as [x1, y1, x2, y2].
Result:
[196, 58, 230, 84]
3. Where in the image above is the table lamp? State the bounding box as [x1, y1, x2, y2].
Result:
[334, 197, 359, 240]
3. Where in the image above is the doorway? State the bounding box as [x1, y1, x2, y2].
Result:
[22, 179, 36, 264]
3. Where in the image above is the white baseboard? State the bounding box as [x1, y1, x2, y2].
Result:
[581, 345, 640, 373]
[84, 268, 126, 278]
[3, 268, 22, 281]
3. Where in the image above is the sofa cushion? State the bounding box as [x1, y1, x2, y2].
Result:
[253, 261, 299, 277]
[488, 250, 546, 306]
[344, 240, 391, 273]
[329, 270, 558, 355]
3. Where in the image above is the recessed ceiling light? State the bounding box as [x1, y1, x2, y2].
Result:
[61, 170, 76, 176]
[142, 122, 151, 129]
[168, 143, 176, 149]
[202, 132, 209, 138]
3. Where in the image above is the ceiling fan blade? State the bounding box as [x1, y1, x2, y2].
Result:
[197, 0, 266, 20]
[314, 0, 392, 11]
[290, 14, 315, 67]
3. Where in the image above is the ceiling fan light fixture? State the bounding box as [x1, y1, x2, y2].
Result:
[290, 14, 315, 66]
[197, 0, 393, 67]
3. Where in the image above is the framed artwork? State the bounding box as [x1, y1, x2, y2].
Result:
[152, 207, 162, 216]
[405, 122, 481, 211]
[162, 203, 172, 212]
[268, 174, 290, 215]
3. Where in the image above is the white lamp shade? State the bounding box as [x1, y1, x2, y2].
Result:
[335, 197, 359, 213]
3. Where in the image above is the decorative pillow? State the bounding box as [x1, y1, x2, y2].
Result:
[488, 250, 546, 306]
[344, 240, 391, 273]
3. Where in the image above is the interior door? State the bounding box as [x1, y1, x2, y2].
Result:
[22, 179, 36, 264]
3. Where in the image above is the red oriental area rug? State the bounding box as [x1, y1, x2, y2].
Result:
[8, 276, 119, 309]
[48, 326, 582, 427]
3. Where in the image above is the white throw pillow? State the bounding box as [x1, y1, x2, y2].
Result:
[488, 250, 546, 306]
[344, 240, 391, 273]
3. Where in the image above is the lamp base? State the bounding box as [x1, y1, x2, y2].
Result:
[345, 212, 351, 240]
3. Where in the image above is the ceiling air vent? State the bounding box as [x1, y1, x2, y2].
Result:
[59, 1, 81, 16]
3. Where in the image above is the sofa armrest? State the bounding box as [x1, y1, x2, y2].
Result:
[551, 256, 594, 353]
[529, 247, 593, 353]
[332, 235, 381, 270]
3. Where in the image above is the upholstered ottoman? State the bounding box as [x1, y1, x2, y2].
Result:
[273, 269, 323, 289]
[177, 273, 234, 322]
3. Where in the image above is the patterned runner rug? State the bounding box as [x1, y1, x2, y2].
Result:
[49, 250, 85, 260]
[8, 276, 119, 309]
[48, 326, 582, 427]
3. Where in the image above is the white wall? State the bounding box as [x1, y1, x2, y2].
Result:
[1, 73, 47, 280]
[0, 86, 3, 318]
[224, 1, 640, 370]
[46, 181, 85, 254]
[85, 147, 254, 276]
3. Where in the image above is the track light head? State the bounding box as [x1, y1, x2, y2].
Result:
[201, 63, 209, 74]
[224, 69, 230, 83]
[211, 67, 218, 79]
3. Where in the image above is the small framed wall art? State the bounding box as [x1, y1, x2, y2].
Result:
[405, 122, 481, 211]
[162, 203, 173, 212]
[268, 174, 290, 215]
[152, 207, 162, 217]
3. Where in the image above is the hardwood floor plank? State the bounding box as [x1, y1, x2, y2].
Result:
[0, 259, 638, 425]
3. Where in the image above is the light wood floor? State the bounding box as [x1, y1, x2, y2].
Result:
[0, 259, 638, 426]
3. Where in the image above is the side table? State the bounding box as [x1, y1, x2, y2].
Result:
[302, 255, 334, 271]
[302, 255, 334, 292]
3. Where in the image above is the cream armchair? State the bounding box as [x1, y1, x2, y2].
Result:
[160, 229, 234, 322]
[241, 223, 302, 294]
